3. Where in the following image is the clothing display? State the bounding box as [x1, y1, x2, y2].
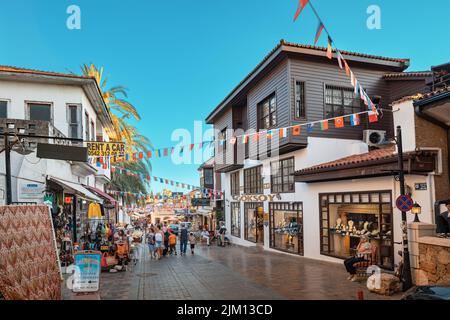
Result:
[88, 203, 103, 219]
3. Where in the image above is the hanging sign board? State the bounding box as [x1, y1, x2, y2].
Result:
[87, 142, 125, 157]
[72, 251, 102, 293]
[37, 143, 88, 162]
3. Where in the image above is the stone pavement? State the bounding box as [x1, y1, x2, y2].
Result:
[63, 244, 401, 300]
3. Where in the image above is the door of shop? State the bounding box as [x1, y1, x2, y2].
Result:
[244, 202, 264, 244]
[269, 202, 304, 255]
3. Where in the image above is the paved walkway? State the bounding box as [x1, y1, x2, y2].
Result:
[63, 244, 401, 300]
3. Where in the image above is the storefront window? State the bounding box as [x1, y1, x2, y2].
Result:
[244, 202, 263, 243]
[269, 202, 303, 255]
[319, 191, 394, 270]
[231, 202, 241, 237]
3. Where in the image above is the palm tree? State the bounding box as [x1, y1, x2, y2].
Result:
[80, 64, 153, 194]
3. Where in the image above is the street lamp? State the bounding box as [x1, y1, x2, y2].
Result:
[411, 202, 422, 223]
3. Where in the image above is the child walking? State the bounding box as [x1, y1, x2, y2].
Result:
[169, 232, 177, 255]
[189, 232, 196, 255]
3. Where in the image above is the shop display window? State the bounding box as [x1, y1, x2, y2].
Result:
[319, 191, 394, 270]
[269, 202, 303, 255]
[231, 202, 241, 238]
[244, 202, 263, 243]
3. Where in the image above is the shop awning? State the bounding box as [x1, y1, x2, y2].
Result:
[48, 177, 103, 203]
[85, 186, 117, 206]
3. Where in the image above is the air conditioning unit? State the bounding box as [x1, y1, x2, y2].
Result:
[363, 130, 387, 146]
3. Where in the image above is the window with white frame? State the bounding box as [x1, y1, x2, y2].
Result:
[67, 105, 81, 138]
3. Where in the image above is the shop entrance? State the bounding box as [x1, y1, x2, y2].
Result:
[244, 202, 264, 244]
[269, 202, 303, 255]
[319, 191, 394, 270]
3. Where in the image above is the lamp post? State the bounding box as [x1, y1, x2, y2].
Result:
[396, 126, 413, 291]
[411, 202, 422, 223]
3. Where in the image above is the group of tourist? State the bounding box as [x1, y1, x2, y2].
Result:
[145, 223, 197, 260]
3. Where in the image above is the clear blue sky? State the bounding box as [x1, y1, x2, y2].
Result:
[0, 0, 448, 193]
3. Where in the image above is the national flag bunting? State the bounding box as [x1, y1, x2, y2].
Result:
[229, 137, 237, 145]
[334, 117, 345, 128]
[350, 114, 360, 126]
[368, 111, 378, 123]
[293, 0, 309, 21]
[337, 52, 343, 69]
[292, 125, 301, 136]
[279, 127, 288, 138]
[320, 120, 329, 130]
[242, 135, 249, 144]
[344, 61, 350, 77]
[253, 132, 260, 142]
[267, 130, 273, 139]
[307, 123, 314, 133]
[314, 22, 324, 46]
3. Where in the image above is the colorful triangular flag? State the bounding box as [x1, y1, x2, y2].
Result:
[337, 52, 343, 69]
[314, 22, 324, 46]
[326, 37, 333, 59]
[293, 0, 309, 22]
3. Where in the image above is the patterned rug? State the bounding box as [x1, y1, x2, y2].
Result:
[0, 205, 61, 300]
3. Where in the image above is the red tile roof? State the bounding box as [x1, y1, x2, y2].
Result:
[391, 85, 450, 105]
[0, 65, 91, 80]
[383, 71, 433, 79]
[294, 145, 397, 175]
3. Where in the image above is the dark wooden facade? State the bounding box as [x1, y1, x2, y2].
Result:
[207, 41, 422, 171]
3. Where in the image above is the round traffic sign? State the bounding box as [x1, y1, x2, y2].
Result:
[396, 195, 414, 212]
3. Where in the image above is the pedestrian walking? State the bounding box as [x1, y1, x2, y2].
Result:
[154, 226, 163, 260]
[179, 225, 188, 255]
[169, 232, 177, 255]
[201, 229, 210, 246]
[189, 232, 196, 254]
[146, 227, 156, 259]
[163, 228, 170, 257]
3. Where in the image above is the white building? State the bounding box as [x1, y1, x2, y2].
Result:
[0, 65, 117, 238]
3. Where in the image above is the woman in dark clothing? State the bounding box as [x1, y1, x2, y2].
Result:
[343, 235, 372, 281]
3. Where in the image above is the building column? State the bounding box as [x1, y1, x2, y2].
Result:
[407, 222, 436, 284]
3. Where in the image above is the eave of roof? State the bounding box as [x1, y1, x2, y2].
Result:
[383, 71, 433, 80]
[206, 40, 410, 124]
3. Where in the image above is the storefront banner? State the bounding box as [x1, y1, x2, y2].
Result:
[232, 194, 281, 202]
[87, 142, 125, 157]
[73, 251, 101, 293]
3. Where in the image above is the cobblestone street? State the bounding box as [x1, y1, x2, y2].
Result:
[63, 244, 401, 300]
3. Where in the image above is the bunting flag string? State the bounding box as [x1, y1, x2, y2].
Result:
[110, 165, 224, 196]
[293, 0, 379, 116]
[87, 140, 214, 163]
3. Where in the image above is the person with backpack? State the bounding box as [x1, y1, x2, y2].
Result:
[179, 225, 188, 255]
[146, 227, 156, 259]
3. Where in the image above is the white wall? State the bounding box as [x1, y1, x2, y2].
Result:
[392, 100, 416, 153]
[223, 135, 436, 266]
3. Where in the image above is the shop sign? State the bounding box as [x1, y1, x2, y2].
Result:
[72, 251, 101, 293]
[37, 143, 88, 162]
[231, 194, 281, 202]
[191, 198, 211, 207]
[87, 142, 125, 157]
[19, 183, 45, 199]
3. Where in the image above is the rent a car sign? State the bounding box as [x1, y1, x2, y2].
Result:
[87, 142, 125, 157]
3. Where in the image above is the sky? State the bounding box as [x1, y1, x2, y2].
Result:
[0, 0, 448, 194]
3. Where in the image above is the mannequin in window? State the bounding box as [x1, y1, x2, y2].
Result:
[343, 235, 372, 281]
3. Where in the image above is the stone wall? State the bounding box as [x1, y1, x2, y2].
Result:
[416, 236, 450, 286]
